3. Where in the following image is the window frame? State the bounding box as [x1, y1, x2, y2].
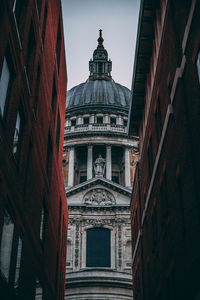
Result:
[86, 227, 111, 268]
[0, 57, 11, 119]
[12, 105, 24, 162]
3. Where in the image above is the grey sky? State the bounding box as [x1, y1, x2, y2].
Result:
[61, 0, 140, 91]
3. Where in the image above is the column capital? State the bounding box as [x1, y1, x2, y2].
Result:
[106, 144, 112, 149]
[87, 143, 93, 148]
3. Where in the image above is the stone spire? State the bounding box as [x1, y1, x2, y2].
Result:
[89, 30, 112, 80]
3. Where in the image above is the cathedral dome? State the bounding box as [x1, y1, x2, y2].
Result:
[66, 79, 130, 112]
[66, 29, 131, 113]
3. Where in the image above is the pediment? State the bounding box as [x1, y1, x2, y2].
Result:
[65, 177, 132, 198]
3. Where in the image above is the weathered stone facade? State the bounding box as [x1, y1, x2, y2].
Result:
[64, 31, 139, 299]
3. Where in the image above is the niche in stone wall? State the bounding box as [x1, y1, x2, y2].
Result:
[111, 146, 124, 184]
[74, 146, 87, 184]
[93, 145, 106, 177]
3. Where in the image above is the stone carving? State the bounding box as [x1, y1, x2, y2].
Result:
[118, 225, 122, 268]
[94, 154, 106, 176]
[84, 218, 115, 227]
[68, 216, 130, 227]
[75, 224, 79, 267]
[84, 188, 115, 205]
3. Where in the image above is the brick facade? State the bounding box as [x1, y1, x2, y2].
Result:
[129, 1, 200, 299]
[0, 1, 68, 299]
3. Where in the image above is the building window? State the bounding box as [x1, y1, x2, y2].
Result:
[26, 22, 36, 82]
[80, 173, 87, 183]
[98, 62, 103, 73]
[83, 117, 89, 125]
[71, 119, 76, 126]
[46, 134, 53, 182]
[160, 172, 168, 218]
[56, 108, 61, 152]
[66, 240, 72, 266]
[35, 0, 42, 19]
[56, 22, 62, 74]
[58, 198, 62, 241]
[0, 211, 14, 281]
[35, 278, 43, 300]
[147, 137, 153, 181]
[0, 57, 10, 118]
[155, 96, 162, 145]
[40, 208, 44, 240]
[40, 201, 47, 242]
[97, 116, 103, 124]
[86, 228, 110, 267]
[14, 237, 22, 288]
[151, 205, 158, 247]
[13, 110, 23, 158]
[110, 117, 116, 125]
[34, 64, 41, 116]
[123, 119, 127, 127]
[51, 78, 57, 125]
[41, 4, 47, 45]
[197, 51, 200, 83]
[13, 0, 23, 26]
[112, 174, 119, 184]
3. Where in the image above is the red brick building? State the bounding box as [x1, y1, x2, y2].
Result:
[128, 0, 200, 299]
[0, 0, 68, 299]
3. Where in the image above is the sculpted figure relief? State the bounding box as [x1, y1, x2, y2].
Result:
[94, 154, 106, 176]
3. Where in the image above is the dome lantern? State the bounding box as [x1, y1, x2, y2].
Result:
[89, 30, 112, 81]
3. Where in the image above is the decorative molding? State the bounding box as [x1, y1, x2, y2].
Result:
[83, 218, 115, 227]
[118, 225, 122, 268]
[69, 217, 130, 227]
[74, 224, 79, 267]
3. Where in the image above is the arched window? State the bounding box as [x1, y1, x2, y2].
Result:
[86, 228, 110, 267]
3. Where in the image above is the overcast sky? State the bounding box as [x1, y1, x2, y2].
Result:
[61, 0, 140, 91]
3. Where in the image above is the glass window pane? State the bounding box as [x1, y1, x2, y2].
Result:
[40, 208, 44, 240]
[0, 57, 10, 117]
[197, 51, 200, 83]
[86, 228, 110, 267]
[35, 278, 43, 300]
[14, 237, 22, 287]
[13, 112, 21, 155]
[0, 211, 14, 281]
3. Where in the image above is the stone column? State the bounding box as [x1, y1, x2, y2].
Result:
[68, 147, 75, 187]
[106, 145, 112, 180]
[118, 115, 123, 125]
[90, 114, 95, 124]
[77, 115, 82, 125]
[125, 148, 131, 187]
[87, 145, 93, 180]
[104, 114, 109, 124]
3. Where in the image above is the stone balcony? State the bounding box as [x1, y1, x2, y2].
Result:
[64, 123, 127, 135]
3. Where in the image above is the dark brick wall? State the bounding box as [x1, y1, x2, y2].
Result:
[130, 1, 200, 300]
[0, 0, 68, 299]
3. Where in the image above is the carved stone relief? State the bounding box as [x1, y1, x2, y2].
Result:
[69, 217, 130, 227]
[74, 224, 79, 267]
[84, 188, 116, 205]
[118, 225, 122, 268]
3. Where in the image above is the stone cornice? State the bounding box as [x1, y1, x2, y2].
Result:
[63, 137, 139, 151]
[66, 177, 132, 197]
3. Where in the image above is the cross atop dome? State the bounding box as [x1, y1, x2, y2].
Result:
[89, 30, 112, 81]
[97, 29, 104, 47]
